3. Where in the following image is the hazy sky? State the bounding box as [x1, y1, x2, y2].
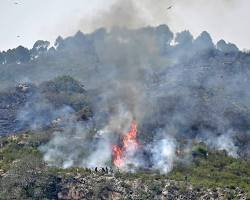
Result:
[0, 0, 249, 50]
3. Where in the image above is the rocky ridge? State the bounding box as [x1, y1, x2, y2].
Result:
[58, 172, 248, 200]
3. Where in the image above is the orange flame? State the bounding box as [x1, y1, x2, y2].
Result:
[112, 145, 123, 167]
[112, 120, 139, 168]
[123, 120, 138, 150]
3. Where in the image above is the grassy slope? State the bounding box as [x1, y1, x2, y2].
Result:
[0, 130, 250, 197]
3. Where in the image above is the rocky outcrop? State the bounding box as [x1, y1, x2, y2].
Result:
[57, 173, 248, 200]
[162, 180, 247, 200]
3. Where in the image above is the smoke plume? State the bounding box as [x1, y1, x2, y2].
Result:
[37, 23, 250, 173]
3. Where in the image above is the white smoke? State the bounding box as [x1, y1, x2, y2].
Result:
[151, 132, 177, 173]
[40, 120, 92, 168]
[216, 134, 239, 158]
[17, 92, 74, 131]
[197, 130, 239, 158]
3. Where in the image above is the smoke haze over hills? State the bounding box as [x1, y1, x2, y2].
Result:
[1, 0, 250, 50]
[1, 2, 250, 200]
[0, 23, 250, 172]
[0, 0, 250, 173]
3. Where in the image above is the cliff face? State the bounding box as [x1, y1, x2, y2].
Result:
[57, 173, 247, 200]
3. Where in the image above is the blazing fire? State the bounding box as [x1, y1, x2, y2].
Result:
[112, 120, 139, 168]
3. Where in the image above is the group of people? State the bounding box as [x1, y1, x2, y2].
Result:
[83, 167, 115, 174]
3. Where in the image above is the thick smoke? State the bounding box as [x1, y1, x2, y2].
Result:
[38, 23, 250, 173]
[0, 0, 249, 174]
[81, 0, 237, 32]
[1, 0, 248, 171]
[76, 0, 249, 50]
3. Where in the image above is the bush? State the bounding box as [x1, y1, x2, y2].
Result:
[0, 155, 60, 200]
[41, 75, 86, 94]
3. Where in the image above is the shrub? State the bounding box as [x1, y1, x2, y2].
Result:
[0, 155, 60, 200]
